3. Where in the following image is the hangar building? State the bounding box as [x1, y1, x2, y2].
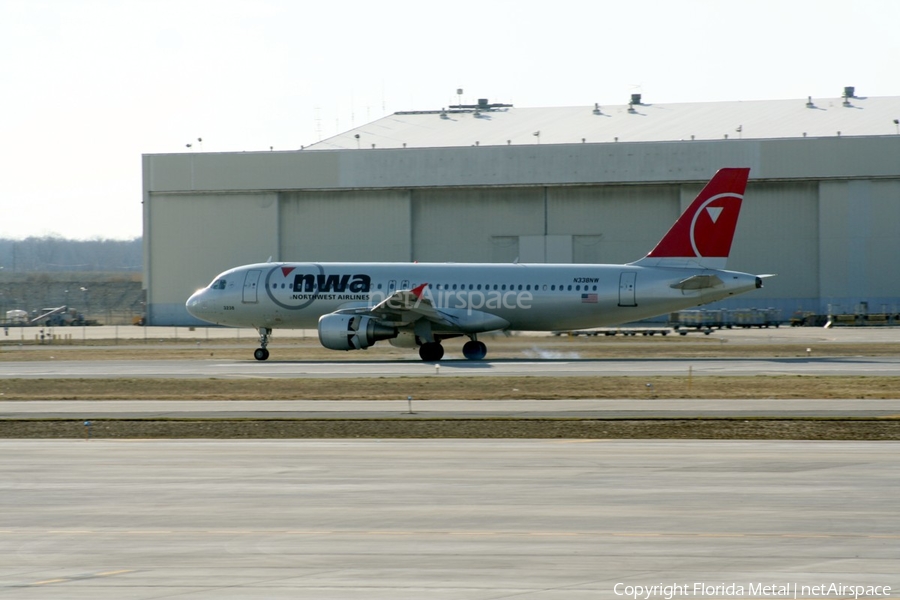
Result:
[143, 91, 900, 326]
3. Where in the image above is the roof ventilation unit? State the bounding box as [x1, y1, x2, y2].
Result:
[843, 86, 854, 107]
[631, 93, 642, 105]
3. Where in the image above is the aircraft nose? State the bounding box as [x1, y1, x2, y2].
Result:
[185, 289, 208, 319]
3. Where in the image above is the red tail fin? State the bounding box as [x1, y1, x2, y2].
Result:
[635, 168, 749, 269]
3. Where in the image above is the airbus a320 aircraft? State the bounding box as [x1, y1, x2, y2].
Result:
[186, 168, 764, 361]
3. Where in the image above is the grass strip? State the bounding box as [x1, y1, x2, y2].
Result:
[2, 418, 899, 440]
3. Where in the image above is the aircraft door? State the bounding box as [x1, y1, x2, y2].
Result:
[242, 270, 261, 303]
[618, 271, 637, 307]
[401, 279, 410, 290]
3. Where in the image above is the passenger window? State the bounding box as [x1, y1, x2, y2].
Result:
[501, 284, 506, 291]
[543, 285, 548, 291]
[551, 285, 556, 291]
[593, 285, 597, 291]
[567, 285, 572, 291]
[477, 284, 482, 290]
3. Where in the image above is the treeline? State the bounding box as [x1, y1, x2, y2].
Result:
[0, 237, 142, 272]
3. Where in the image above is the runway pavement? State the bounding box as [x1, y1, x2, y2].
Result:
[3, 398, 900, 420]
[4, 355, 900, 379]
[1, 439, 896, 599]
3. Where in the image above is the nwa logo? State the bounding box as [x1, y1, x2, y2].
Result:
[689, 193, 742, 258]
[293, 273, 371, 293]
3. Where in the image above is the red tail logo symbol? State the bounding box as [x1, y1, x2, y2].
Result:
[638, 168, 749, 269]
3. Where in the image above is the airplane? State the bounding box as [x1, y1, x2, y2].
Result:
[186, 167, 764, 361]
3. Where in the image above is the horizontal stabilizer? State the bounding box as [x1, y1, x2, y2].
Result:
[670, 274, 724, 290]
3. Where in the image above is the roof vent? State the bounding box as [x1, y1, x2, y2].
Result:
[593, 102, 602, 115]
[448, 99, 513, 112]
[630, 93, 642, 105]
[806, 96, 815, 108]
[842, 86, 854, 107]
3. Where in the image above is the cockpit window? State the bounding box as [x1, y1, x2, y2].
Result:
[211, 279, 227, 290]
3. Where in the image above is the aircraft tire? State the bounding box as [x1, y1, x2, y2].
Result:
[418, 342, 444, 362]
[462, 340, 487, 360]
[254, 348, 270, 361]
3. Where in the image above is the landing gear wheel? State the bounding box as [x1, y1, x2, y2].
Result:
[255, 327, 272, 361]
[418, 342, 444, 362]
[462, 340, 487, 360]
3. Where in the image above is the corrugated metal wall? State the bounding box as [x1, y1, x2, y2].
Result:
[410, 188, 544, 262]
[146, 192, 279, 324]
[279, 190, 411, 262]
[819, 179, 900, 312]
[725, 181, 820, 309]
[549, 185, 679, 264]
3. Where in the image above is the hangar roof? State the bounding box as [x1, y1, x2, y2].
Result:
[306, 94, 900, 151]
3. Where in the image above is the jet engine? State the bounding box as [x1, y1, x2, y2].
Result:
[318, 313, 397, 351]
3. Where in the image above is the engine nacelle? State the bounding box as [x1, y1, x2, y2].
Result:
[388, 330, 418, 349]
[318, 313, 397, 351]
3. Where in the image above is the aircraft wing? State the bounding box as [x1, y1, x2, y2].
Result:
[333, 283, 509, 333]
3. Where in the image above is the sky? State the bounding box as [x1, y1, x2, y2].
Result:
[2, 0, 898, 240]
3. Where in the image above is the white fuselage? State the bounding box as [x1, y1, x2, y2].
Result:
[186, 261, 760, 333]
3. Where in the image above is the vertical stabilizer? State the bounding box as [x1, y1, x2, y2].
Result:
[633, 168, 750, 269]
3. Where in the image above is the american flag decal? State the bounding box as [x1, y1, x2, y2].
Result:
[581, 293, 598, 304]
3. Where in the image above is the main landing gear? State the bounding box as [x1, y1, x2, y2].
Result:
[254, 327, 271, 361]
[418, 338, 488, 362]
[418, 341, 444, 362]
[462, 340, 487, 360]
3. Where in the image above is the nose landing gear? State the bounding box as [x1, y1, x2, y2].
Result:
[254, 327, 271, 361]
